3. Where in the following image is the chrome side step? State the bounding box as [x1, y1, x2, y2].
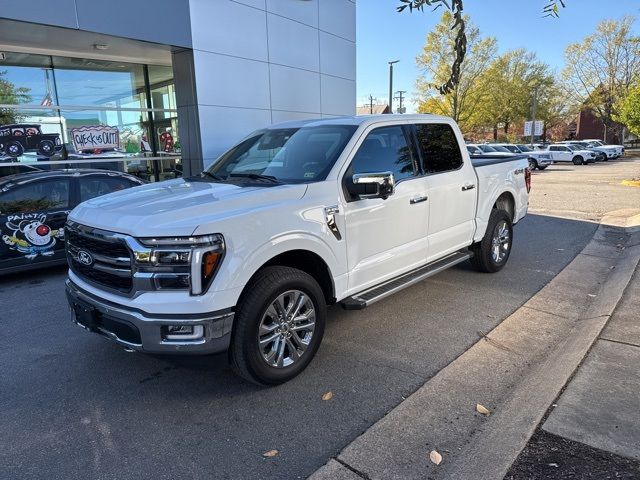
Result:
[340, 250, 473, 310]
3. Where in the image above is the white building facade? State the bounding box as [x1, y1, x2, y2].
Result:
[0, 0, 356, 177]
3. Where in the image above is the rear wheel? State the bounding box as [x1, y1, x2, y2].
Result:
[6, 141, 24, 158]
[229, 266, 326, 385]
[528, 158, 538, 171]
[572, 156, 583, 166]
[470, 209, 513, 273]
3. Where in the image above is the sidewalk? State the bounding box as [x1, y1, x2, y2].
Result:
[310, 210, 640, 480]
[507, 262, 640, 478]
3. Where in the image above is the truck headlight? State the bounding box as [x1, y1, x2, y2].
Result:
[136, 234, 225, 295]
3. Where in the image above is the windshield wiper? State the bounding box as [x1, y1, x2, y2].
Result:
[228, 173, 281, 184]
[201, 171, 225, 181]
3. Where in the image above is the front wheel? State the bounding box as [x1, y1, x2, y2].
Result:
[229, 266, 326, 385]
[528, 158, 538, 171]
[572, 156, 583, 166]
[470, 209, 513, 273]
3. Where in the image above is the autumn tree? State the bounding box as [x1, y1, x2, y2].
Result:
[415, 11, 497, 131]
[562, 16, 640, 142]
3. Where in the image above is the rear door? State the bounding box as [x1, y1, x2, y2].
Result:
[77, 174, 141, 204]
[549, 145, 570, 162]
[413, 122, 478, 262]
[0, 177, 71, 271]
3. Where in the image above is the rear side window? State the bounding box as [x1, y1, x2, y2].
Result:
[415, 124, 463, 174]
[79, 176, 137, 202]
[350, 126, 415, 182]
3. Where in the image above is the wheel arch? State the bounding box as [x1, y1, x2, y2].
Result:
[240, 249, 336, 306]
[493, 191, 516, 222]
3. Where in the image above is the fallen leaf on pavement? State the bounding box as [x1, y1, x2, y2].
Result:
[476, 404, 491, 416]
[429, 450, 443, 465]
[322, 391, 333, 401]
[262, 449, 279, 458]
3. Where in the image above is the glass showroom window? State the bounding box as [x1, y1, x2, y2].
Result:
[0, 52, 180, 182]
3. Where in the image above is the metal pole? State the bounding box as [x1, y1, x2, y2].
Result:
[388, 60, 399, 114]
[530, 87, 538, 146]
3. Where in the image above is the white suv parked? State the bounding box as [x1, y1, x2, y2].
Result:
[547, 144, 597, 165]
[65, 115, 530, 384]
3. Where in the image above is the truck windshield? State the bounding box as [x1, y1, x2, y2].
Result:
[206, 125, 358, 184]
[517, 145, 533, 152]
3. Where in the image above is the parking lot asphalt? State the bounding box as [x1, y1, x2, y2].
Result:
[4, 160, 635, 480]
[529, 155, 640, 221]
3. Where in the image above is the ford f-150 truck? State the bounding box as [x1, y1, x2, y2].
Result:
[65, 115, 530, 385]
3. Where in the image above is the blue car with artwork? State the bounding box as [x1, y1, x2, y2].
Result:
[0, 169, 144, 274]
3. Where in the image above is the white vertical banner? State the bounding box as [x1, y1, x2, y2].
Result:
[534, 121, 544, 136]
[524, 121, 533, 136]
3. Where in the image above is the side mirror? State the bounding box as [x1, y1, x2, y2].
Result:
[347, 171, 395, 200]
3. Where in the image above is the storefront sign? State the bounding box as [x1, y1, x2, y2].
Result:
[71, 126, 120, 151]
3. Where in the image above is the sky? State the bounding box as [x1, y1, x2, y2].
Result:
[356, 0, 640, 113]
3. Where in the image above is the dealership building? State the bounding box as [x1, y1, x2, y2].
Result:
[0, 0, 356, 179]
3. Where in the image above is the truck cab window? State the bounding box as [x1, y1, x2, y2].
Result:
[350, 126, 415, 181]
[415, 123, 463, 174]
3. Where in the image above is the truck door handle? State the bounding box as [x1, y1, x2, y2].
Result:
[410, 195, 428, 205]
[462, 184, 476, 191]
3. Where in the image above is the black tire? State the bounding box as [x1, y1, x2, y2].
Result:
[6, 141, 24, 158]
[470, 209, 513, 273]
[538, 165, 548, 170]
[229, 266, 326, 385]
[38, 140, 55, 157]
[528, 158, 538, 171]
[572, 156, 583, 166]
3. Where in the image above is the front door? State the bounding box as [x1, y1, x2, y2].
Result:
[0, 178, 71, 271]
[342, 125, 429, 293]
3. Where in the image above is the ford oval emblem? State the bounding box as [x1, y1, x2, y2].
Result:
[77, 250, 93, 266]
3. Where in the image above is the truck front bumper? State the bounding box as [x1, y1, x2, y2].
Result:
[66, 279, 233, 355]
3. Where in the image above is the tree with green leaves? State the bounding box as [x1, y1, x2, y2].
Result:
[397, 1, 566, 95]
[415, 11, 497, 131]
[562, 16, 640, 142]
[0, 70, 32, 125]
[475, 49, 554, 140]
[616, 84, 640, 137]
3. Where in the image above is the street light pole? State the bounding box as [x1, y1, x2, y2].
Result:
[388, 60, 399, 114]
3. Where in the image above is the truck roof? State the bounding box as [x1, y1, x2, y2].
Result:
[267, 114, 454, 129]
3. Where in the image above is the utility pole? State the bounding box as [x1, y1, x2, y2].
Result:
[530, 87, 538, 146]
[388, 60, 399, 114]
[394, 91, 406, 114]
[365, 94, 376, 114]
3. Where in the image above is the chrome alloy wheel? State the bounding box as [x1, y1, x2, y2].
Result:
[258, 290, 316, 368]
[491, 220, 511, 263]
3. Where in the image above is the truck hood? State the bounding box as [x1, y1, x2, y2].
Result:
[69, 178, 308, 237]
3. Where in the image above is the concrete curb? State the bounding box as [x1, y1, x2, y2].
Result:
[309, 209, 640, 480]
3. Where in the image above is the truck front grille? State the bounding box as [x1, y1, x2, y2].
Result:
[66, 224, 133, 294]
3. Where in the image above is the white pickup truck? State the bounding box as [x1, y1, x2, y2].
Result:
[65, 115, 530, 385]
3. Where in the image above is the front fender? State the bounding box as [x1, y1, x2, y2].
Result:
[213, 231, 343, 297]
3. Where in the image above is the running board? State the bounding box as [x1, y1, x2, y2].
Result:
[340, 251, 473, 310]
